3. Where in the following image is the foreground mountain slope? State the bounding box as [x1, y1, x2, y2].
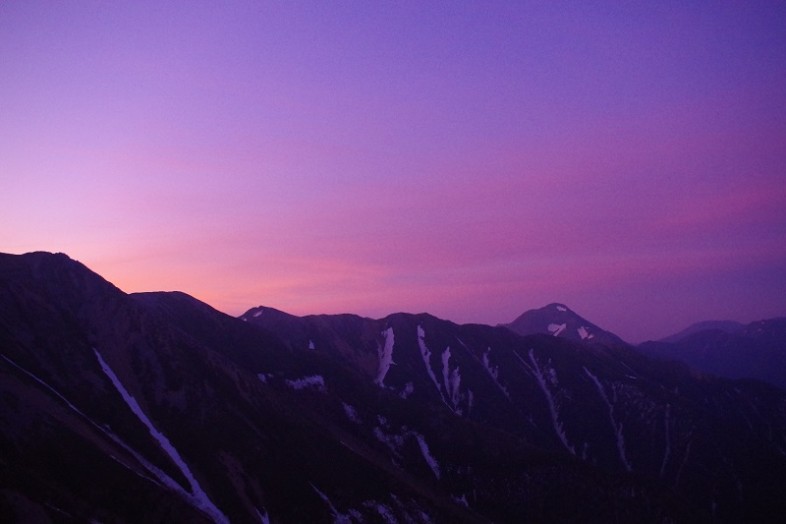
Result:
[0, 253, 471, 522]
[639, 318, 786, 389]
[244, 305, 786, 522]
[0, 252, 699, 523]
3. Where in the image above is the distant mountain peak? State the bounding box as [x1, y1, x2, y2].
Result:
[240, 305, 297, 321]
[641, 317, 786, 389]
[658, 320, 745, 343]
[504, 303, 627, 346]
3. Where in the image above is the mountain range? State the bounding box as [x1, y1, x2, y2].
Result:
[639, 318, 786, 390]
[1, 252, 786, 523]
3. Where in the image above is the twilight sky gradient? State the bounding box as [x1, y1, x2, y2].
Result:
[2, 1, 785, 342]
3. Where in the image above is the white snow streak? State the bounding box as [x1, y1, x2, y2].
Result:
[374, 426, 404, 455]
[311, 483, 352, 524]
[285, 375, 325, 391]
[523, 349, 575, 455]
[441, 347, 462, 410]
[256, 507, 271, 524]
[308, 339, 316, 350]
[417, 326, 464, 414]
[375, 423, 442, 481]
[441, 347, 452, 398]
[548, 323, 567, 336]
[417, 327, 446, 401]
[0, 354, 161, 486]
[1, 354, 91, 419]
[375, 327, 395, 387]
[93, 349, 228, 524]
[342, 402, 361, 423]
[414, 433, 441, 479]
[583, 367, 632, 471]
[556, 305, 567, 312]
[374, 503, 397, 524]
[482, 348, 509, 398]
[1, 353, 228, 519]
[253, 310, 263, 318]
[577, 326, 592, 340]
[399, 382, 415, 399]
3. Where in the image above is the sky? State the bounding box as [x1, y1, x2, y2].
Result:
[2, 1, 785, 342]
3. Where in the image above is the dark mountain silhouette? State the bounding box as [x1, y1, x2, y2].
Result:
[640, 318, 786, 389]
[658, 320, 745, 344]
[504, 302, 628, 346]
[2, 252, 786, 522]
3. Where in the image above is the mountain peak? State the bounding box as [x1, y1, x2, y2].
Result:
[658, 320, 745, 343]
[547, 302, 571, 313]
[504, 303, 627, 346]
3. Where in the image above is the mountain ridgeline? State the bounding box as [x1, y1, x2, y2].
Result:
[503, 303, 628, 346]
[639, 319, 786, 390]
[1, 252, 786, 523]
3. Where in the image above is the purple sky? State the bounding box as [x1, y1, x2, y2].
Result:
[2, 1, 785, 342]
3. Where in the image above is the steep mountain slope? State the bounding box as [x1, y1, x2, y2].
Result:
[640, 318, 786, 389]
[3, 252, 786, 522]
[1, 252, 693, 523]
[243, 305, 786, 522]
[503, 303, 627, 346]
[0, 253, 471, 522]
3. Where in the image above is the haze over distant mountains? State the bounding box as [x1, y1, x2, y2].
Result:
[639, 318, 786, 390]
[658, 320, 746, 344]
[2, 252, 786, 522]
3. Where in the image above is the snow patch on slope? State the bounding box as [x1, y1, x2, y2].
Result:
[374, 426, 406, 456]
[375, 327, 395, 387]
[417, 326, 466, 414]
[374, 419, 442, 480]
[577, 326, 593, 340]
[1, 354, 92, 421]
[482, 348, 509, 398]
[414, 433, 441, 479]
[286, 375, 326, 391]
[373, 502, 397, 524]
[93, 349, 228, 524]
[256, 507, 271, 524]
[583, 367, 632, 472]
[399, 382, 415, 399]
[548, 323, 567, 336]
[342, 402, 361, 424]
[521, 349, 575, 455]
[418, 326, 445, 399]
[310, 483, 352, 523]
[441, 347, 462, 410]
[556, 305, 567, 312]
[0, 354, 173, 488]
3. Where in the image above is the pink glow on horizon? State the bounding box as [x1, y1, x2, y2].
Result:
[2, 2, 785, 342]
